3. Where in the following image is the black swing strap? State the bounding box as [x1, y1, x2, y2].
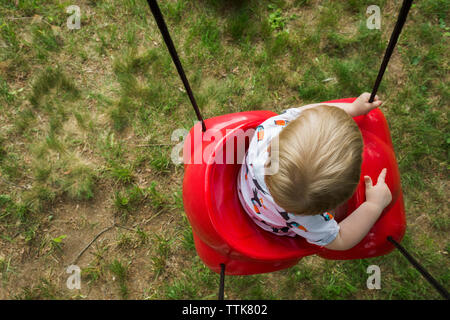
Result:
[387, 236, 450, 300]
[369, 0, 413, 102]
[146, 0, 206, 131]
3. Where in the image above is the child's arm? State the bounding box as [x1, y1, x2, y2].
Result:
[298, 92, 383, 117]
[324, 168, 392, 251]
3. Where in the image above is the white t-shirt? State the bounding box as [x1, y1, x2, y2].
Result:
[237, 107, 340, 247]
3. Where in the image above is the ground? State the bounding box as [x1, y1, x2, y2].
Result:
[0, 0, 448, 299]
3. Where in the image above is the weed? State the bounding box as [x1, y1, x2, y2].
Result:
[135, 227, 149, 245]
[98, 132, 126, 163]
[114, 191, 131, 213]
[181, 225, 195, 252]
[0, 255, 14, 285]
[62, 164, 97, 200]
[81, 265, 103, 284]
[268, 5, 288, 32]
[15, 278, 62, 300]
[116, 232, 134, 250]
[108, 259, 129, 299]
[22, 185, 56, 212]
[32, 24, 62, 55]
[109, 163, 134, 185]
[0, 77, 14, 103]
[151, 234, 171, 278]
[50, 234, 67, 252]
[113, 185, 146, 218]
[148, 182, 165, 211]
[149, 148, 171, 174]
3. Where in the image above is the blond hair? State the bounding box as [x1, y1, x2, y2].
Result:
[264, 105, 363, 216]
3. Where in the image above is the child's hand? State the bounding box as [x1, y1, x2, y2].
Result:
[364, 168, 392, 212]
[352, 92, 383, 116]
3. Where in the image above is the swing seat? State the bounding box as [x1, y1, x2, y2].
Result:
[183, 98, 406, 275]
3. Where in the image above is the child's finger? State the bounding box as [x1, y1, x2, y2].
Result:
[365, 100, 382, 108]
[364, 176, 373, 188]
[361, 92, 371, 101]
[377, 168, 387, 184]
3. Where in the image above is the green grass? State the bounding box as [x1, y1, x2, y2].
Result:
[14, 278, 63, 300]
[0, 0, 448, 300]
[150, 234, 172, 279]
[108, 259, 129, 299]
[28, 66, 79, 108]
[113, 185, 145, 217]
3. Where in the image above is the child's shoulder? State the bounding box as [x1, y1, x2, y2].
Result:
[279, 107, 303, 119]
[247, 108, 303, 177]
[257, 108, 302, 132]
[251, 108, 303, 148]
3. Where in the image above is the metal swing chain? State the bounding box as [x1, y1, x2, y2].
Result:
[369, 0, 413, 102]
[146, 0, 206, 131]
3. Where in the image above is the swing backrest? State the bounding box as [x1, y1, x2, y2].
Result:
[183, 110, 319, 261]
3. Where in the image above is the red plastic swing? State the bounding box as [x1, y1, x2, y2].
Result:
[182, 98, 406, 275]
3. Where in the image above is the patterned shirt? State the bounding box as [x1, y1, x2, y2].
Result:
[237, 107, 340, 247]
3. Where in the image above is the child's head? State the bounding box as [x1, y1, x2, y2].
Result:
[264, 105, 363, 216]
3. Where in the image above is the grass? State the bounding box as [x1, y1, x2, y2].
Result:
[150, 234, 172, 278]
[0, 0, 448, 300]
[108, 259, 129, 299]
